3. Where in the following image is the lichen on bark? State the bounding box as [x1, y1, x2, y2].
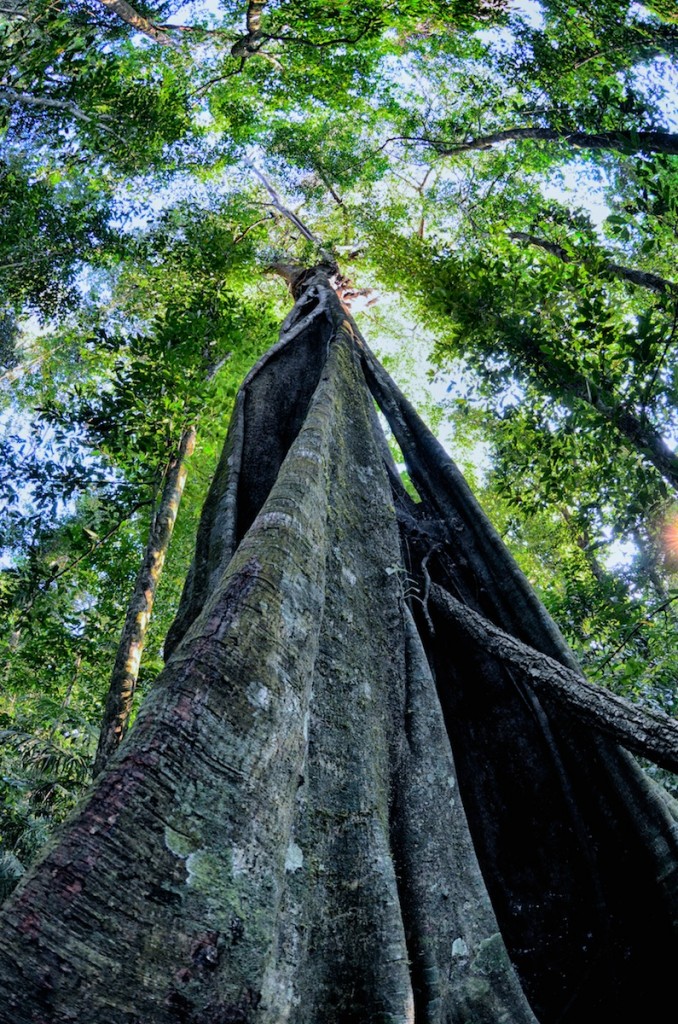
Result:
[0, 270, 677, 1024]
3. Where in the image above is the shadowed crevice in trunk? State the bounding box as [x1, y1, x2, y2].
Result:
[236, 293, 332, 544]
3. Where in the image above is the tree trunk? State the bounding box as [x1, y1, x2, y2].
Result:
[93, 425, 196, 775]
[0, 272, 677, 1024]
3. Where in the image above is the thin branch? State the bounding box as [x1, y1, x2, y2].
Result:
[378, 134, 439, 153]
[0, 87, 124, 140]
[596, 594, 678, 671]
[380, 127, 678, 158]
[165, 5, 379, 55]
[244, 162, 321, 244]
[261, 28, 376, 48]
[572, 47, 624, 70]
[315, 168, 344, 207]
[192, 59, 246, 96]
[509, 231, 678, 296]
[205, 352, 232, 381]
[232, 215, 273, 244]
[391, 169, 420, 191]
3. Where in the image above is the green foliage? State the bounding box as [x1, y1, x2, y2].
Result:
[0, 156, 115, 317]
[0, 2, 195, 170]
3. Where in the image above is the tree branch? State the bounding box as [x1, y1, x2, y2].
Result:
[0, 87, 124, 140]
[245, 162, 321, 244]
[261, 26, 379, 48]
[430, 583, 678, 774]
[382, 126, 678, 158]
[93, 0, 178, 46]
[509, 231, 678, 296]
[192, 60, 247, 96]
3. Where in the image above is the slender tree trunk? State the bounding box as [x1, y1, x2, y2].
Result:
[92, 425, 196, 775]
[509, 231, 678, 296]
[0, 272, 676, 1024]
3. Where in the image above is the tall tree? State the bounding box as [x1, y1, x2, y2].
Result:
[1, 1, 678, 1014]
[0, 269, 677, 1022]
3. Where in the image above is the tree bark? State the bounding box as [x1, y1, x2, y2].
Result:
[0, 272, 677, 1024]
[93, 425, 196, 775]
[231, 1, 269, 56]
[430, 583, 678, 774]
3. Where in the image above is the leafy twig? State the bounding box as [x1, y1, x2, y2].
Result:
[596, 593, 678, 671]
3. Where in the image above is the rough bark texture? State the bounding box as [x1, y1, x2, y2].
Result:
[430, 583, 678, 773]
[231, 1, 268, 56]
[0, 273, 677, 1023]
[93, 425, 196, 775]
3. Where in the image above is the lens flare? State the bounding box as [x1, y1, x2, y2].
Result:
[662, 513, 678, 561]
